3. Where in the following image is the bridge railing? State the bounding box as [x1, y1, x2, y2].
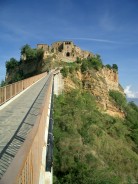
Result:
[0, 75, 53, 184]
[0, 72, 47, 106]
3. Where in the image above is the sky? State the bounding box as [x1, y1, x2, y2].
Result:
[0, 0, 138, 98]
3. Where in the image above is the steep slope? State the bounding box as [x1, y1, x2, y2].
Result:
[53, 89, 138, 184]
[53, 59, 138, 184]
[63, 65, 125, 118]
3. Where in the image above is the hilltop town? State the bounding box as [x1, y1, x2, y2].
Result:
[5, 41, 123, 117]
[37, 41, 93, 62]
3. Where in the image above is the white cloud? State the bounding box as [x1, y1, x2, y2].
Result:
[71, 37, 120, 44]
[124, 85, 138, 98]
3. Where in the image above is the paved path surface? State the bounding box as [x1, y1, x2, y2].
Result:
[0, 73, 53, 178]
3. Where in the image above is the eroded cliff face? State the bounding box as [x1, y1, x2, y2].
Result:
[64, 67, 125, 118]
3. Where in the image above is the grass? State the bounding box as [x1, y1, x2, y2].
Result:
[53, 90, 138, 184]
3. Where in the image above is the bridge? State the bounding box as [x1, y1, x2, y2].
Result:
[0, 70, 62, 184]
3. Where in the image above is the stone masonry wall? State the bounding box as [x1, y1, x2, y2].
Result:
[37, 41, 93, 62]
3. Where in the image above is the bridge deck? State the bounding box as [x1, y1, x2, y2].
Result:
[0, 73, 52, 179]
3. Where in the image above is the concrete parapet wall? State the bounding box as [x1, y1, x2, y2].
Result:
[54, 72, 64, 95]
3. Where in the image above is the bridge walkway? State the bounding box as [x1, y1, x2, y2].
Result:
[0, 73, 52, 179]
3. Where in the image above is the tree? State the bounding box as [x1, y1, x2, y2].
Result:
[112, 64, 118, 71]
[21, 44, 44, 63]
[106, 64, 112, 69]
[36, 48, 44, 61]
[0, 80, 6, 87]
[21, 44, 36, 62]
[6, 58, 19, 72]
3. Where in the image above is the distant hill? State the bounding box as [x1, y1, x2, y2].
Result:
[127, 98, 138, 105]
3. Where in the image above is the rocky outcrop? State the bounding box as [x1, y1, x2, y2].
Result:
[64, 68, 125, 118]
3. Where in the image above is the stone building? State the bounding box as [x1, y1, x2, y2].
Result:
[37, 41, 93, 62]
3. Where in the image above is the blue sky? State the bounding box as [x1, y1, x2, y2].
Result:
[0, 0, 138, 97]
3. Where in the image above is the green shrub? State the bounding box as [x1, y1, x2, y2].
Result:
[69, 66, 75, 74]
[106, 64, 112, 69]
[89, 54, 103, 70]
[81, 61, 88, 72]
[105, 64, 118, 71]
[76, 57, 82, 64]
[81, 55, 103, 72]
[109, 90, 127, 110]
[61, 67, 69, 77]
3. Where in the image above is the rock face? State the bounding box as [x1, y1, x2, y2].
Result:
[37, 41, 93, 62]
[64, 68, 125, 118]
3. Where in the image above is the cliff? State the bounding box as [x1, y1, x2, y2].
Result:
[63, 67, 125, 118]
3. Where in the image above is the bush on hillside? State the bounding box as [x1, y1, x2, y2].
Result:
[109, 90, 127, 110]
[105, 64, 118, 71]
[81, 55, 103, 72]
[61, 67, 69, 78]
[112, 64, 118, 71]
[76, 57, 82, 64]
[109, 90, 138, 147]
[6, 58, 19, 72]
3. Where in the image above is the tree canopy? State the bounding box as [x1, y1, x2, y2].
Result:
[21, 44, 44, 62]
[6, 58, 19, 72]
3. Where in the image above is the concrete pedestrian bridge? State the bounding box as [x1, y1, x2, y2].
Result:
[0, 71, 61, 184]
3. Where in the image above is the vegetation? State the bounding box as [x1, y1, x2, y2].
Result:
[5, 58, 24, 83]
[0, 80, 7, 87]
[109, 90, 138, 149]
[109, 90, 126, 110]
[112, 64, 118, 71]
[6, 58, 19, 72]
[5, 44, 44, 84]
[81, 55, 103, 72]
[61, 67, 69, 78]
[106, 64, 118, 71]
[53, 89, 138, 184]
[21, 44, 44, 63]
[60, 55, 104, 79]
